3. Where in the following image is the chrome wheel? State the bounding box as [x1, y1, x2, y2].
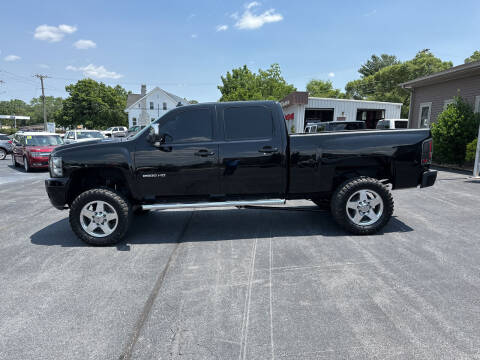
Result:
[0, 149, 6, 160]
[80, 200, 118, 237]
[346, 189, 384, 226]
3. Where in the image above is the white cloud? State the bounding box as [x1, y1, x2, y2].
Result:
[191, 34, 198, 38]
[328, 72, 335, 78]
[74, 39, 97, 49]
[4, 54, 21, 62]
[66, 64, 123, 79]
[34, 24, 77, 42]
[234, 2, 283, 30]
[216, 24, 228, 32]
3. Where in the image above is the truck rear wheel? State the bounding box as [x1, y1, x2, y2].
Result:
[69, 188, 131, 245]
[330, 177, 393, 235]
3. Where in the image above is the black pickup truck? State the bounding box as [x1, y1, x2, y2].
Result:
[45, 101, 436, 245]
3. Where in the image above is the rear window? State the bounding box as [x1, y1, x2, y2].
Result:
[0, 135, 9, 140]
[224, 106, 273, 140]
[395, 121, 408, 129]
[76, 131, 103, 139]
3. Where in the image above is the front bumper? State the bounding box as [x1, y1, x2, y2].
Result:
[421, 170, 437, 188]
[45, 177, 69, 209]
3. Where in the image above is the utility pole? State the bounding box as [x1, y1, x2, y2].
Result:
[34, 74, 49, 131]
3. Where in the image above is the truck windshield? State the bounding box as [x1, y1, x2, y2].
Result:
[25, 135, 63, 146]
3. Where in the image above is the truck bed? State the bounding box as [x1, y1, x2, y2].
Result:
[288, 129, 432, 195]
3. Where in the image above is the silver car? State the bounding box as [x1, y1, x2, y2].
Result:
[63, 130, 105, 144]
[0, 133, 13, 160]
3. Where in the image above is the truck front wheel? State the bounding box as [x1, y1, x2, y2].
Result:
[69, 188, 131, 245]
[330, 177, 394, 235]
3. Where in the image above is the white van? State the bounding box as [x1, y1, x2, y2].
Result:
[376, 119, 409, 130]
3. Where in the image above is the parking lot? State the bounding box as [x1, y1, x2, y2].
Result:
[1, 157, 480, 360]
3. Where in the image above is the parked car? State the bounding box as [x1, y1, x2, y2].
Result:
[305, 121, 366, 133]
[0, 133, 13, 160]
[12, 132, 64, 172]
[45, 101, 436, 245]
[127, 125, 146, 137]
[376, 119, 409, 130]
[64, 130, 104, 144]
[101, 127, 127, 138]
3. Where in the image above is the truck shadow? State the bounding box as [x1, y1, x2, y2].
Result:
[30, 206, 413, 249]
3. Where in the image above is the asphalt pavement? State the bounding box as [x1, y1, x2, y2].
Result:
[1, 156, 480, 360]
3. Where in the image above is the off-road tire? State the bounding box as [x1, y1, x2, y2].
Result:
[69, 188, 131, 245]
[330, 177, 394, 235]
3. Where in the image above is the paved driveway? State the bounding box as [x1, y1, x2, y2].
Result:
[0, 157, 479, 359]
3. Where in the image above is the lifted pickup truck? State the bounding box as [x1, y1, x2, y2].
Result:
[45, 101, 436, 245]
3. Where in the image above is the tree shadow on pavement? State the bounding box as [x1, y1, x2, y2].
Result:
[30, 206, 414, 249]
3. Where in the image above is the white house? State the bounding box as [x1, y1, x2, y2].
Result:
[280, 92, 402, 133]
[125, 85, 188, 128]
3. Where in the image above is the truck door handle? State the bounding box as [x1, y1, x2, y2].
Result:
[258, 146, 278, 154]
[195, 149, 215, 157]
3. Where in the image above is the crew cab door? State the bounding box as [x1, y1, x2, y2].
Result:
[218, 104, 286, 197]
[134, 106, 220, 198]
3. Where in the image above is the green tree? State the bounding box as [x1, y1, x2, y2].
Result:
[359, 54, 400, 77]
[464, 50, 480, 64]
[0, 99, 33, 127]
[431, 97, 480, 165]
[29, 96, 63, 124]
[57, 79, 128, 129]
[218, 63, 296, 101]
[306, 79, 345, 98]
[346, 50, 452, 118]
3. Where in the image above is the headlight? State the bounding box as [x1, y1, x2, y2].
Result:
[49, 156, 63, 177]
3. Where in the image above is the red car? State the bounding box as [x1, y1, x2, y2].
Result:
[11, 132, 64, 172]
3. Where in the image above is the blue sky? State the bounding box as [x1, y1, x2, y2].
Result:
[1, 0, 479, 103]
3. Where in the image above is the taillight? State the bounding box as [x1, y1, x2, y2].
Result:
[421, 139, 433, 165]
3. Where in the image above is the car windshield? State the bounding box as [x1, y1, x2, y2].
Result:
[25, 135, 63, 146]
[106, 127, 113, 131]
[76, 131, 103, 139]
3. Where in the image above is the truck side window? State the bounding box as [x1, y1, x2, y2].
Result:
[224, 106, 272, 140]
[160, 108, 212, 143]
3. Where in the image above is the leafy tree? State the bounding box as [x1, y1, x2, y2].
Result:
[188, 99, 199, 104]
[57, 79, 128, 129]
[29, 96, 63, 124]
[359, 54, 400, 77]
[0, 99, 33, 127]
[431, 97, 480, 165]
[346, 50, 452, 118]
[306, 79, 346, 98]
[464, 50, 480, 64]
[218, 63, 296, 101]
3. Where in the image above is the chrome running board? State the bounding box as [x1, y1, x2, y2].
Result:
[142, 198, 286, 210]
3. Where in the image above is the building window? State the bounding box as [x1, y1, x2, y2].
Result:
[163, 102, 167, 110]
[150, 101, 154, 110]
[443, 99, 454, 110]
[138, 104, 140, 108]
[132, 117, 137, 126]
[475, 96, 480, 113]
[419, 102, 432, 128]
[151, 118, 155, 123]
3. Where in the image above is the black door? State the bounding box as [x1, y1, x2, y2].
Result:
[134, 106, 219, 199]
[218, 104, 286, 198]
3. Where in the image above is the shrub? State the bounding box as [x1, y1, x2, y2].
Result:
[465, 138, 478, 163]
[431, 97, 480, 165]
[0, 128, 18, 135]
